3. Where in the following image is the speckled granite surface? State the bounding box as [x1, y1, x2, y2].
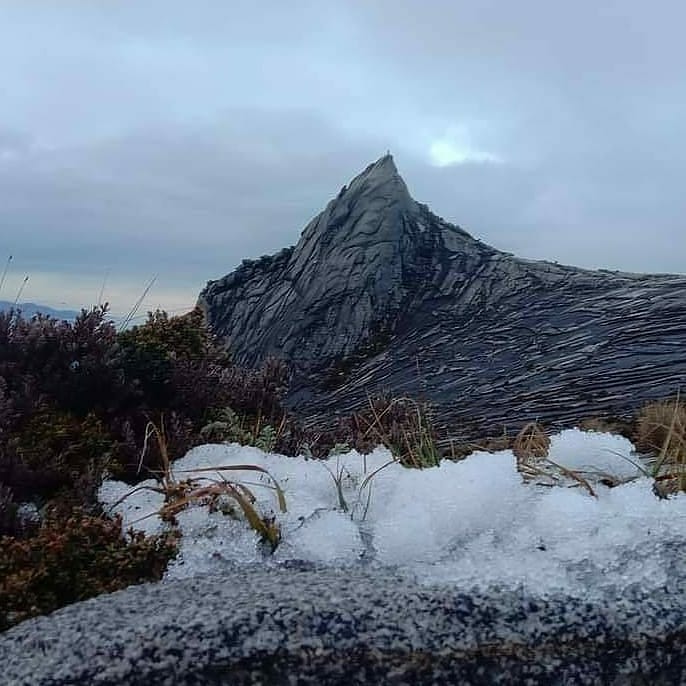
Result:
[1, 566, 684, 685]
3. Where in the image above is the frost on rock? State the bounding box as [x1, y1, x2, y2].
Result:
[99, 429, 686, 600]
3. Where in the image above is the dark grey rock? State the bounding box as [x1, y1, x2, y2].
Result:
[199, 155, 686, 436]
[1, 567, 685, 685]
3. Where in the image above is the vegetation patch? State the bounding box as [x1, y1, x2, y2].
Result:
[117, 418, 287, 550]
[0, 305, 289, 630]
[633, 397, 686, 497]
[1, 302, 684, 632]
[0, 509, 178, 631]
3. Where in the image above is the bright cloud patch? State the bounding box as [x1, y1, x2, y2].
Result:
[99, 429, 686, 600]
[429, 136, 501, 167]
[429, 140, 501, 167]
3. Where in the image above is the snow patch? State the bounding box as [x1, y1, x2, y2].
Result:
[99, 429, 686, 599]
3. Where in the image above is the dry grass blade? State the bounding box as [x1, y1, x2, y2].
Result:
[0, 254, 12, 297]
[114, 420, 287, 549]
[231, 481, 257, 503]
[359, 457, 398, 491]
[137, 417, 175, 491]
[155, 481, 280, 549]
[223, 483, 280, 550]
[512, 421, 598, 496]
[158, 484, 226, 520]
[104, 483, 168, 514]
[543, 458, 597, 498]
[177, 464, 287, 513]
[118, 274, 158, 332]
[513, 422, 550, 460]
[361, 395, 395, 442]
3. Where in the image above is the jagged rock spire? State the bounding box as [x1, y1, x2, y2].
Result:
[199, 157, 686, 436]
[199, 154, 486, 377]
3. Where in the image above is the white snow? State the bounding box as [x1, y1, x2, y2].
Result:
[99, 428, 686, 599]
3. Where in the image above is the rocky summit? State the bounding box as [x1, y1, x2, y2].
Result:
[198, 154, 686, 436]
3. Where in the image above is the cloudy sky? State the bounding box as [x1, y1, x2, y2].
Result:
[2, 1, 685, 317]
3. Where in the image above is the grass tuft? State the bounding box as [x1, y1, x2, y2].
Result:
[352, 395, 440, 468]
[513, 422, 550, 480]
[114, 418, 287, 550]
[634, 396, 686, 497]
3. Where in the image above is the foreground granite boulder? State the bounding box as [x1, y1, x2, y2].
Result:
[199, 155, 686, 436]
[1, 567, 684, 685]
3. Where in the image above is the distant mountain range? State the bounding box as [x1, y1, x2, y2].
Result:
[199, 154, 686, 437]
[0, 301, 79, 320]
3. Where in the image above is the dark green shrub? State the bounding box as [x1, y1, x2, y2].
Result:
[0, 306, 124, 419]
[4, 407, 114, 505]
[114, 309, 289, 478]
[0, 303, 290, 487]
[118, 307, 226, 412]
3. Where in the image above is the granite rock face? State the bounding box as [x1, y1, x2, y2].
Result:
[3, 568, 685, 684]
[199, 155, 686, 435]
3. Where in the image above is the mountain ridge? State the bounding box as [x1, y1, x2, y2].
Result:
[0, 300, 79, 320]
[199, 156, 686, 435]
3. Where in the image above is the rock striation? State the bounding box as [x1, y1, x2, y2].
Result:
[199, 155, 686, 436]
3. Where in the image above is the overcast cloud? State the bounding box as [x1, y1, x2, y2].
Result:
[1, 1, 685, 316]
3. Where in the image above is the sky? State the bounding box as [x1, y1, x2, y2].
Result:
[2, 1, 686, 317]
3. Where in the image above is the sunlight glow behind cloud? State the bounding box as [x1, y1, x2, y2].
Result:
[429, 136, 502, 167]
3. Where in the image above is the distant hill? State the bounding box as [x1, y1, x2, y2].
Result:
[199, 154, 686, 436]
[0, 301, 79, 320]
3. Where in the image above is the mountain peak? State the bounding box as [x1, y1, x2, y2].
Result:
[198, 157, 686, 437]
[362, 152, 398, 179]
[338, 153, 411, 212]
[299, 154, 415, 253]
[200, 154, 490, 379]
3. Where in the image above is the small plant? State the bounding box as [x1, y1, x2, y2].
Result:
[352, 396, 440, 468]
[321, 456, 353, 513]
[513, 422, 551, 480]
[200, 407, 283, 453]
[157, 468, 284, 550]
[320, 446, 397, 522]
[114, 418, 287, 551]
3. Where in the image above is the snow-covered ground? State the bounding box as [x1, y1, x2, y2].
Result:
[99, 429, 686, 600]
